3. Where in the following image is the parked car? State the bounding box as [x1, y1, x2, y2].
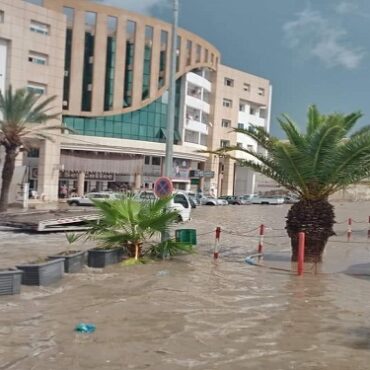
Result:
[219, 195, 248, 205]
[284, 195, 299, 204]
[67, 192, 119, 206]
[200, 196, 219, 206]
[135, 191, 191, 222]
[250, 195, 285, 205]
[188, 196, 197, 209]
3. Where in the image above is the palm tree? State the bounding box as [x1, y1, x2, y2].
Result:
[88, 196, 193, 260]
[208, 105, 370, 262]
[0, 86, 60, 212]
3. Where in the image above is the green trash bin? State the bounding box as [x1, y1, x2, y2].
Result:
[175, 229, 197, 245]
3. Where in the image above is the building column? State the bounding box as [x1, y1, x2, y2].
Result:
[38, 138, 60, 201]
[134, 173, 142, 191]
[221, 157, 235, 196]
[77, 171, 85, 196]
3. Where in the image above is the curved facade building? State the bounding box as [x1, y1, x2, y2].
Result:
[0, 0, 272, 201]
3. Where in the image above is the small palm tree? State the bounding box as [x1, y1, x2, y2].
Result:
[0, 86, 61, 212]
[208, 105, 370, 262]
[88, 196, 192, 260]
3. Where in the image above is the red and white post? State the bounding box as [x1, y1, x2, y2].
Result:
[347, 218, 352, 241]
[368, 216, 370, 238]
[297, 232, 305, 276]
[258, 224, 265, 254]
[214, 227, 221, 259]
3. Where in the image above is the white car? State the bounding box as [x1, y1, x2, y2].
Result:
[67, 192, 119, 206]
[136, 191, 191, 222]
[250, 195, 285, 205]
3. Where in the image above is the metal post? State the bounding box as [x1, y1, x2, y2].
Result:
[164, 0, 179, 178]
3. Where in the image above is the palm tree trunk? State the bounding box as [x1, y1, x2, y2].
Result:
[286, 199, 335, 263]
[134, 243, 139, 260]
[0, 147, 17, 212]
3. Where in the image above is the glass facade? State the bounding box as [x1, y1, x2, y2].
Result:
[81, 12, 96, 111]
[64, 84, 182, 144]
[63, 7, 74, 110]
[104, 16, 117, 111]
[123, 20, 136, 108]
[158, 30, 168, 89]
[142, 26, 153, 100]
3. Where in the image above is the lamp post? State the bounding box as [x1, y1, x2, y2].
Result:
[164, 0, 179, 178]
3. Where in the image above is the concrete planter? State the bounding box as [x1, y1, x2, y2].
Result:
[16, 258, 65, 286]
[49, 250, 86, 273]
[0, 269, 23, 295]
[87, 248, 124, 268]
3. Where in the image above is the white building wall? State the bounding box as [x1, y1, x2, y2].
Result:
[0, 39, 7, 95]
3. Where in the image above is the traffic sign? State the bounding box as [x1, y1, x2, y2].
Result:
[154, 177, 173, 198]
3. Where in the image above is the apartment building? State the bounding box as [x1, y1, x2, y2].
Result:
[0, 0, 272, 201]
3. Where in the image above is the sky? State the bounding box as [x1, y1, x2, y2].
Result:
[95, 0, 370, 137]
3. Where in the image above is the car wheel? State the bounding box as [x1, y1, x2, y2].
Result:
[69, 201, 78, 206]
[206, 202, 216, 206]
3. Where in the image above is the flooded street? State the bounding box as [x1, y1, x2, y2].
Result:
[1, 202, 370, 369]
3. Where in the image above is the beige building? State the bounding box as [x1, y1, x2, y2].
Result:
[0, 0, 272, 202]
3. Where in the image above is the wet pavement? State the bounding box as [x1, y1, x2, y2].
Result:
[0, 202, 370, 369]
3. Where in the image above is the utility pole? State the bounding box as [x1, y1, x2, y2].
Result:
[164, 0, 179, 178]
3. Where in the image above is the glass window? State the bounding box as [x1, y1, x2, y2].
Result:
[185, 129, 199, 144]
[200, 134, 208, 146]
[27, 82, 47, 94]
[224, 78, 234, 87]
[258, 87, 265, 96]
[124, 20, 136, 107]
[204, 49, 208, 63]
[158, 30, 168, 89]
[220, 140, 230, 147]
[237, 123, 244, 129]
[63, 7, 74, 109]
[186, 40, 192, 65]
[104, 16, 117, 111]
[176, 35, 181, 72]
[30, 20, 49, 35]
[195, 44, 201, 63]
[142, 25, 153, 100]
[28, 51, 48, 65]
[221, 119, 230, 128]
[223, 98, 232, 108]
[243, 83, 250, 92]
[152, 157, 161, 166]
[0, 10, 4, 23]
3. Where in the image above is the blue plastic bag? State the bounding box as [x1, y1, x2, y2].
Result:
[74, 323, 96, 333]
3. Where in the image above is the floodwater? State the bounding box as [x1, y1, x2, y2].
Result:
[1, 202, 370, 369]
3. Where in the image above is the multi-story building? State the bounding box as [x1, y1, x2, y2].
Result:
[0, 0, 272, 201]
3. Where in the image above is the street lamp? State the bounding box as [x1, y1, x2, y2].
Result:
[164, 0, 179, 178]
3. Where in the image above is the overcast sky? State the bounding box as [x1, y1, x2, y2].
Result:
[96, 0, 370, 137]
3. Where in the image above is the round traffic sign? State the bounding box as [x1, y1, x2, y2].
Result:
[154, 177, 173, 198]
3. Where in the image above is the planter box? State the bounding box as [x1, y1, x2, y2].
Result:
[0, 269, 23, 295]
[87, 248, 124, 268]
[16, 258, 65, 286]
[49, 250, 86, 273]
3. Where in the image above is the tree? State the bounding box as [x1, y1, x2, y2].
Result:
[208, 105, 370, 262]
[0, 86, 60, 212]
[87, 196, 193, 261]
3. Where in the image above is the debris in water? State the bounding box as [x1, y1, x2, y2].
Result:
[74, 323, 96, 333]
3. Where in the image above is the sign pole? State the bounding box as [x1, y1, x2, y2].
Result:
[164, 0, 178, 178]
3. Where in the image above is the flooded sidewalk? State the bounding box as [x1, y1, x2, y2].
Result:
[0, 202, 370, 369]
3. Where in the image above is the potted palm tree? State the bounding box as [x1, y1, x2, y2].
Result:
[48, 233, 86, 273]
[86, 196, 193, 266]
[0, 85, 64, 212]
[205, 105, 370, 262]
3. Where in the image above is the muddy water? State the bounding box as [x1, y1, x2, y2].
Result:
[1, 202, 370, 369]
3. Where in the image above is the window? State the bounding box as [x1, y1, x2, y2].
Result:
[144, 156, 150, 165]
[201, 112, 209, 125]
[236, 142, 243, 148]
[28, 51, 48, 65]
[30, 20, 49, 35]
[243, 83, 250, 92]
[250, 107, 256, 115]
[187, 82, 201, 99]
[220, 140, 230, 148]
[223, 98, 232, 108]
[200, 133, 207, 146]
[237, 123, 244, 129]
[174, 193, 189, 208]
[239, 103, 246, 112]
[142, 25, 153, 100]
[185, 129, 199, 144]
[158, 30, 168, 89]
[247, 144, 254, 151]
[224, 78, 234, 87]
[186, 106, 201, 121]
[186, 40, 192, 65]
[27, 148, 40, 158]
[204, 49, 209, 63]
[195, 44, 201, 63]
[221, 119, 231, 128]
[152, 157, 161, 166]
[0, 10, 4, 23]
[258, 87, 265, 96]
[27, 82, 47, 94]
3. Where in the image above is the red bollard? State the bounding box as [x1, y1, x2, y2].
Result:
[258, 224, 265, 254]
[347, 218, 352, 241]
[368, 216, 370, 238]
[214, 227, 221, 259]
[297, 232, 305, 276]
